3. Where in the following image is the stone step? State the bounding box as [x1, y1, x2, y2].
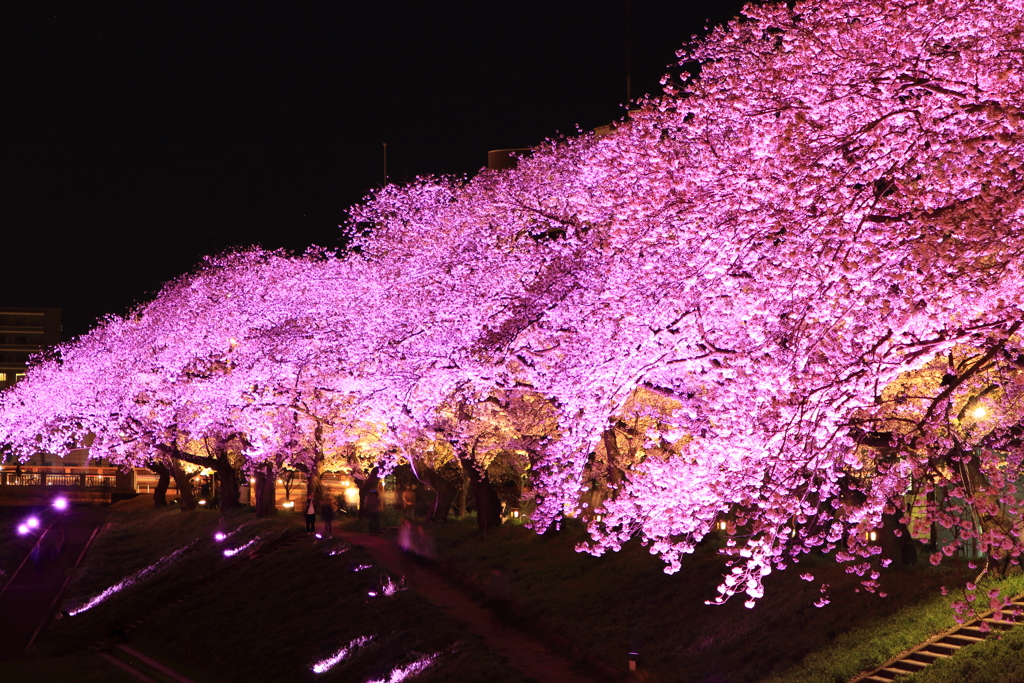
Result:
[888, 658, 928, 672]
[907, 649, 949, 663]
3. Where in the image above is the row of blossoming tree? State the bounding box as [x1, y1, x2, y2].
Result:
[3, 0, 1023, 606]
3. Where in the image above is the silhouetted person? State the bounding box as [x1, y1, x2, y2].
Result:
[485, 567, 512, 633]
[321, 497, 335, 536]
[304, 494, 317, 533]
[365, 490, 381, 535]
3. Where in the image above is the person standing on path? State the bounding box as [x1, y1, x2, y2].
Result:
[305, 494, 317, 533]
[320, 497, 336, 536]
[365, 490, 381, 535]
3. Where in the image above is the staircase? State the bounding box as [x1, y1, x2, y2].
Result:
[851, 594, 1024, 682]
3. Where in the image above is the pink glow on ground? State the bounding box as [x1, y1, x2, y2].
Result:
[310, 635, 374, 674]
[365, 653, 438, 683]
[68, 541, 197, 615]
[223, 538, 259, 557]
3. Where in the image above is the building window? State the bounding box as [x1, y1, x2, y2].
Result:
[0, 372, 6, 382]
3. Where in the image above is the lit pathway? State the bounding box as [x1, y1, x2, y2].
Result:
[0, 507, 108, 659]
[336, 531, 600, 683]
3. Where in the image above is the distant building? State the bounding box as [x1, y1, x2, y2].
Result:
[0, 307, 61, 391]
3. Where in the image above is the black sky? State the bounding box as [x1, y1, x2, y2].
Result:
[2, 1, 748, 340]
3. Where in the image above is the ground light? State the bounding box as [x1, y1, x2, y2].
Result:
[214, 532, 227, 541]
[26, 516, 40, 529]
[223, 537, 259, 557]
[310, 635, 375, 674]
[365, 653, 438, 683]
[53, 496, 69, 510]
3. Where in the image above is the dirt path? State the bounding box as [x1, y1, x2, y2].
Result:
[336, 531, 599, 683]
[0, 507, 108, 660]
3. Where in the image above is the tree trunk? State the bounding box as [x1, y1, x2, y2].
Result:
[148, 462, 170, 508]
[460, 456, 502, 533]
[414, 464, 459, 524]
[170, 459, 197, 511]
[357, 467, 380, 516]
[254, 462, 277, 517]
[964, 454, 1015, 578]
[215, 452, 240, 513]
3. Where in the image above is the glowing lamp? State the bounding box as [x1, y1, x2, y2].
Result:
[717, 521, 728, 531]
[214, 532, 227, 541]
[198, 499, 207, 506]
[368, 591, 377, 597]
[53, 497, 69, 511]
[249, 477, 256, 484]
[17, 523, 30, 535]
[867, 531, 878, 542]
[972, 406, 988, 419]
[284, 501, 295, 509]
[510, 507, 521, 519]
[27, 516, 40, 529]
[593, 514, 604, 522]
[315, 533, 322, 539]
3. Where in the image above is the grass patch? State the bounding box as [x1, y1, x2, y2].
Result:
[428, 517, 1006, 683]
[903, 625, 1024, 683]
[0, 653, 140, 682]
[762, 573, 1024, 683]
[30, 507, 529, 683]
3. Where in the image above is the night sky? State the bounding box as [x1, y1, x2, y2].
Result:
[3, 1, 748, 341]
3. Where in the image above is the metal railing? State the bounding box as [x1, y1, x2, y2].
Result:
[0, 466, 127, 490]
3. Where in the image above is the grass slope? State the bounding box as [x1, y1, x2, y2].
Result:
[428, 518, 1023, 683]
[28, 507, 528, 683]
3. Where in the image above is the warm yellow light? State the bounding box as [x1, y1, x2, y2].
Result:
[972, 406, 988, 419]
[510, 508, 521, 519]
[250, 477, 256, 484]
[198, 499, 207, 506]
[867, 531, 877, 542]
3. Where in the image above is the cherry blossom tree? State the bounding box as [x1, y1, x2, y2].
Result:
[3, 0, 1022, 610]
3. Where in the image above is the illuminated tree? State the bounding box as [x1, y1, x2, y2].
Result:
[3, 0, 1021, 609]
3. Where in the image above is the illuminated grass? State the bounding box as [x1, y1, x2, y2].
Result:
[67, 539, 198, 615]
[311, 635, 374, 674]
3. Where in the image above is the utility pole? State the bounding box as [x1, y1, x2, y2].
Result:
[626, 0, 631, 103]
